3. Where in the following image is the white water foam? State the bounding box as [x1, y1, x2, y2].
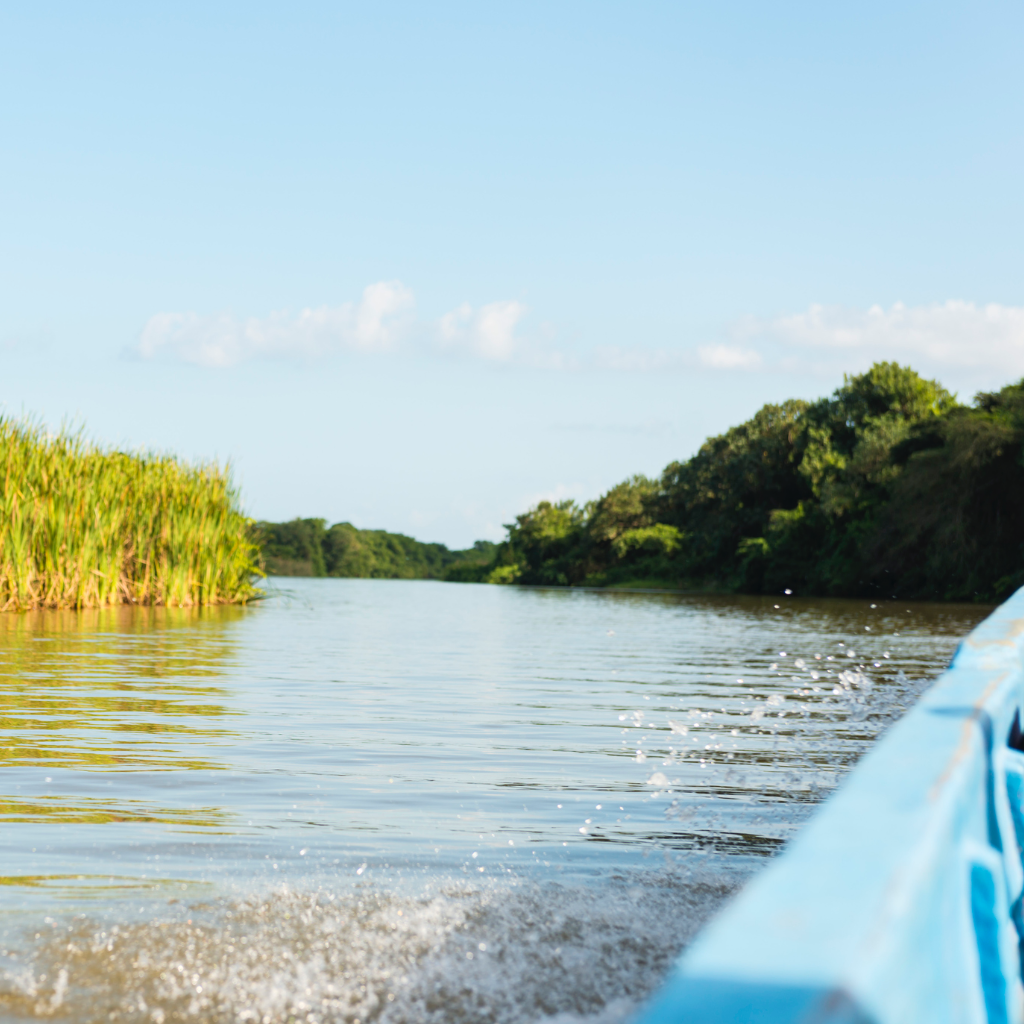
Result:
[0, 868, 740, 1024]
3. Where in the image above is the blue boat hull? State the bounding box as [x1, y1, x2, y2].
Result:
[635, 591, 1024, 1024]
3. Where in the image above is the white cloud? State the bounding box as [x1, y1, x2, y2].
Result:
[140, 289, 1023, 382]
[351, 281, 416, 350]
[596, 300, 1024, 382]
[137, 281, 414, 367]
[741, 300, 1024, 376]
[139, 286, 557, 369]
[696, 344, 762, 370]
[439, 300, 528, 362]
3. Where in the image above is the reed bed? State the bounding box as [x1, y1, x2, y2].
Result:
[0, 418, 262, 610]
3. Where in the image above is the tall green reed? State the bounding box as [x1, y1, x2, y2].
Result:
[0, 418, 262, 609]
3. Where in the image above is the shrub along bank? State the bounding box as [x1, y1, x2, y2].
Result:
[461, 363, 1024, 602]
[0, 419, 260, 610]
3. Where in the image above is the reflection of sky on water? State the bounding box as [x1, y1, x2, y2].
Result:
[0, 582, 989, 896]
[0, 583, 994, 1021]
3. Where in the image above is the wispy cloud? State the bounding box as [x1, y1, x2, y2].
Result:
[137, 281, 415, 367]
[137, 285, 568, 369]
[594, 343, 763, 372]
[737, 300, 1024, 376]
[593, 347, 682, 372]
[696, 343, 762, 370]
[139, 287, 1024, 382]
[438, 300, 527, 361]
[621, 300, 1024, 379]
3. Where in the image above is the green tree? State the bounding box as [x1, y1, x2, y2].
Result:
[256, 520, 496, 581]
[660, 399, 810, 585]
[258, 363, 1024, 603]
[859, 380, 1024, 600]
[797, 362, 957, 518]
[768, 363, 958, 594]
[587, 475, 659, 545]
[503, 500, 586, 585]
[256, 518, 327, 576]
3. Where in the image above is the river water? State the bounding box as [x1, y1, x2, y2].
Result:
[0, 579, 990, 1023]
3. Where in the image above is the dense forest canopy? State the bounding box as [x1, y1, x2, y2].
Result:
[257, 364, 1024, 602]
[256, 519, 495, 580]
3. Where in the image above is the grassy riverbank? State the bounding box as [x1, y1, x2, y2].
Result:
[0, 419, 260, 610]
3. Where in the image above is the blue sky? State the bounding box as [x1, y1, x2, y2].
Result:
[2, 2, 1022, 546]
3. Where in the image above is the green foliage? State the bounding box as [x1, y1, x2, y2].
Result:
[502, 500, 587, 585]
[858, 380, 1024, 600]
[324, 523, 455, 579]
[255, 519, 327, 576]
[255, 520, 496, 581]
[463, 361, 1022, 601]
[659, 399, 810, 582]
[588, 475, 659, 544]
[485, 564, 523, 584]
[257, 361, 1024, 602]
[0, 418, 260, 609]
[611, 523, 682, 560]
[796, 362, 956, 518]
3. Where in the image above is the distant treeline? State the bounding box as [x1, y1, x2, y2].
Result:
[255, 518, 496, 580]
[455, 362, 1024, 602]
[258, 363, 1024, 602]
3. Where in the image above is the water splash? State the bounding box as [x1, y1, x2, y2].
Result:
[0, 871, 739, 1024]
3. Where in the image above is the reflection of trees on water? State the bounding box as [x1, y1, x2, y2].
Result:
[0, 796, 230, 827]
[0, 604, 247, 829]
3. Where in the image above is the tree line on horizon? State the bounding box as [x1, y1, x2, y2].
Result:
[255, 518, 496, 580]
[258, 362, 1024, 603]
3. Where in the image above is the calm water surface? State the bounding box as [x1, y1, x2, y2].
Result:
[0, 579, 991, 1023]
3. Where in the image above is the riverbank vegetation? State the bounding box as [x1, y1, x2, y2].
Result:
[256, 518, 496, 579]
[0, 419, 260, 610]
[457, 363, 1024, 602]
[255, 363, 1024, 602]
